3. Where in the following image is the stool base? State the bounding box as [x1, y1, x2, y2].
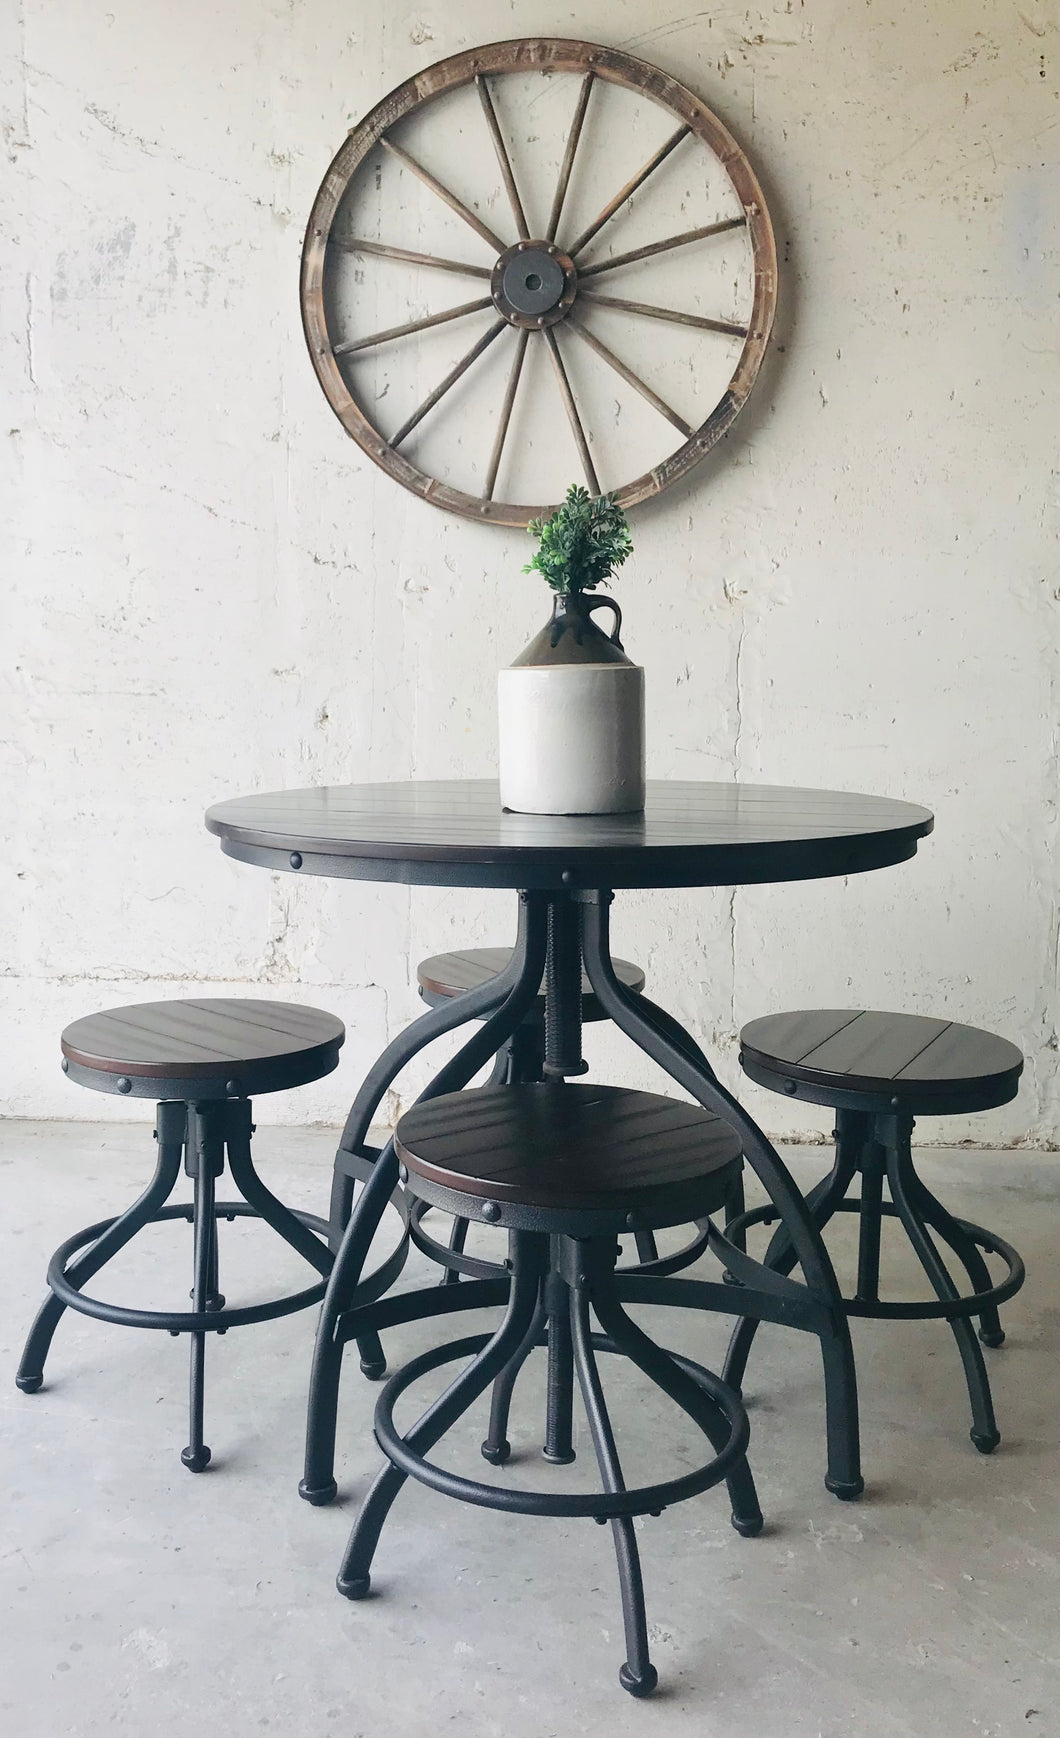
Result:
[16, 1098, 335, 1472]
[334, 1230, 760, 1697]
[725, 1108, 1025, 1454]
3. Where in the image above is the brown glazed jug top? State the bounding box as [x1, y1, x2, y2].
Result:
[511, 592, 634, 668]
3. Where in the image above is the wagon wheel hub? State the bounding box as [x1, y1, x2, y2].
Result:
[491, 241, 577, 329]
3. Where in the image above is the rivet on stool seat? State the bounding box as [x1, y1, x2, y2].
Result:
[730, 1008, 1026, 1455]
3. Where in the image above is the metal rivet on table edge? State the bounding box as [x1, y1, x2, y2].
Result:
[117, 1077, 133, 1095]
[625, 1211, 642, 1230]
[561, 870, 574, 885]
[398, 1164, 408, 1185]
[890, 1096, 901, 1109]
[225, 1080, 240, 1096]
[783, 1080, 797, 1095]
[289, 852, 303, 870]
[481, 1201, 501, 1223]
[61, 1057, 69, 1073]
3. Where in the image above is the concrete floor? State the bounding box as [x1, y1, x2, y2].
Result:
[0, 1121, 1056, 1738]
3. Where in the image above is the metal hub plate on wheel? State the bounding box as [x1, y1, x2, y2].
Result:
[491, 242, 576, 327]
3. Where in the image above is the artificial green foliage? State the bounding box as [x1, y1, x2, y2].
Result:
[524, 484, 633, 596]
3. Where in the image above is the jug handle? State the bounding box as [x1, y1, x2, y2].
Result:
[585, 595, 623, 649]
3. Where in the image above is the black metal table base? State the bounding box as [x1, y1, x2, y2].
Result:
[301, 888, 864, 1511]
[334, 1228, 759, 1697]
[724, 1107, 1026, 1453]
[16, 1097, 408, 1471]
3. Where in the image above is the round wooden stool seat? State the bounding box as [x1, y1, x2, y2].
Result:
[60, 997, 345, 1100]
[739, 1009, 1023, 1116]
[416, 947, 645, 1022]
[396, 1083, 742, 1235]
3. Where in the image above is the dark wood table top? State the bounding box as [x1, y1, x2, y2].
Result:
[205, 779, 933, 891]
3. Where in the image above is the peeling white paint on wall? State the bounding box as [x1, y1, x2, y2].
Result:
[2, 1, 1057, 1144]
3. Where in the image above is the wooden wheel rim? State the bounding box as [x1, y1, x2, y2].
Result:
[301, 37, 778, 527]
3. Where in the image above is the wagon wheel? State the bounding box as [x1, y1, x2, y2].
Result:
[301, 38, 777, 528]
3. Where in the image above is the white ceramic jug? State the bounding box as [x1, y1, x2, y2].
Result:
[498, 594, 645, 815]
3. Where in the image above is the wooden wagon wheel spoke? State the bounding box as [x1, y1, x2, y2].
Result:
[334, 295, 494, 356]
[578, 216, 747, 279]
[579, 290, 749, 339]
[337, 238, 493, 279]
[390, 318, 507, 449]
[303, 38, 777, 525]
[380, 136, 506, 254]
[543, 328, 600, 495]
[476, 76, 530, 241]
[566, 316, 694, 439]
[545, 71, 595, 244]
[484, 327, 530, 502]
[566, 124, 690, 259]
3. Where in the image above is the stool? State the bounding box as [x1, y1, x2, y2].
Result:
[17, 998, 347, 1472]
[728, 1009, 1025, 1453]
[335, 1082, 761, 1699]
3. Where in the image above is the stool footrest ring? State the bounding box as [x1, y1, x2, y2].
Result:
[44, 1203, 332, 1332]
[373, 1331, 749, 1520]
[728, 1201, 1025, 1322]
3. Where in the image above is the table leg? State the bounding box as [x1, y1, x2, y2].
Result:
[579, 889, 864, 1500]
[300, 892, 549, 1503]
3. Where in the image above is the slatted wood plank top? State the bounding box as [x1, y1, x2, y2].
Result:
[395, 1083, 742, 1209]
[205, 779, 933, 890]
[62, 998, 345, 1080]
[740, 1009, 1023, 1113]
[417, 947, 646, 1001]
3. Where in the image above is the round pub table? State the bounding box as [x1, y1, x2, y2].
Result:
[206, 779, 933, 1503]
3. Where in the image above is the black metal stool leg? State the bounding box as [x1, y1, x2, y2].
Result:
[337, 1236, 545, 1598]
[568, 1283, 656, 1698]
[182, 1105, 224, 1472]
[543, 1253, 576, 1463]
[724, 1169, 747, 1254]
[854, 1134, 885, 1307]
[203, 1209, 225, 1315]
[904, 1167, 1005, 1347]
[16, 1102, 186, 1394]
[632, 1229, 659, 1263]
[587, 1261, 763, 1538]
[439, 1216, 470, 1288]
[882, 1117, 1000, 1453]
[481, 1286, 547, 1465]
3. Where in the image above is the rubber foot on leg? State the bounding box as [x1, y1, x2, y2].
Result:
[337, 1573, 371, 1600]
[359, 1356, 386, 1381]
[979, 1327, 1005, 1348]
[16, 1374, 43, 1394]
[619, 1662, 658, 1698]
[181, 1444, 211, 1473]
[298, 1476, 338, 1505]
[542, 1447, 577, 1465]
[824, 1473, 864, 1501]
[971, 1428, 1000, 1454]
[731, 1511, 764, 1538]
[480, 1439, 511, 1466]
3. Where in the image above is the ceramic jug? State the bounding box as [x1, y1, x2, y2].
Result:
[498, 593, 645, 815]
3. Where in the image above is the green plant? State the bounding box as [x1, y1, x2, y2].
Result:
[524, 484, 633, 597]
